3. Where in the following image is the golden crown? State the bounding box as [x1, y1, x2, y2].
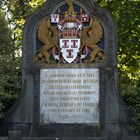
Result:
[64, 0, 77, 22]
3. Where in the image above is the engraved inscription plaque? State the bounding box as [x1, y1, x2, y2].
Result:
[40, 69, 99, 124]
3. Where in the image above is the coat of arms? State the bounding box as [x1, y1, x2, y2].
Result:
[36, 0, 105, 64]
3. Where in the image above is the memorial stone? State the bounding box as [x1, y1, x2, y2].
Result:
[0, 0, 139, 140]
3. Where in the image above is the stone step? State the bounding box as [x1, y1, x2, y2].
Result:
[121, 136, 140, 140]
[0, 137, 8, 140]
[22, 137, 107, 140]
[1, 136, 140, 140]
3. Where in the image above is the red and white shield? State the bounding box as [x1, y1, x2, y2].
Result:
[60, 39, 80, 63]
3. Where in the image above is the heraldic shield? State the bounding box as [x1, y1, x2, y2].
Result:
[60, 39, 80, 63]
[36, 0, 105, 64]
[58, 1, 82, 63]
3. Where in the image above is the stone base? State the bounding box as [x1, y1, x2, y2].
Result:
[23, 137, 106, 140]
[1, 136, 140, 140]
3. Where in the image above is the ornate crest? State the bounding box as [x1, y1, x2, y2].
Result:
[36, 0, 105, 64]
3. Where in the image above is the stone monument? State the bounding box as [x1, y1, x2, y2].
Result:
[0, 0, 139, 140]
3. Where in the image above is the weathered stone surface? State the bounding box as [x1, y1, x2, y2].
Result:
[40, 68, 99, 124]
[1, 136, 140, 140]
[0, 137, 8, 140]
[8, 131, 21, 140]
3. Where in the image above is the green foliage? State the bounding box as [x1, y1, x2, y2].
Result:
[122, 81, 140, 134]
[0, 12, 12, 54]
[96, 0, 140, 133]
[0, 11, 21, 119]
[0, 0, 45, 120]
[5, 0, 46, 54]
[97, 0, 140, 80]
